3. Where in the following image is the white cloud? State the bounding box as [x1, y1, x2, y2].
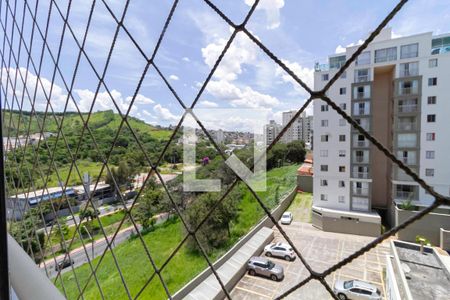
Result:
[182, 57, 190, 62]
[169, 74, 179, 81]
[206, 80, 279, 108]
[201, 33, 258, 81]
[245, 0, 285, 29]
[153, 104, 180, 122]
[275, 60, 313, 97]
[199, 100, 219, 108]
[126, 94, 154, 105]
[334, 39, 364, 53]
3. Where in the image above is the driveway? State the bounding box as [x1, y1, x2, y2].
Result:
[230, 221, 391, 299]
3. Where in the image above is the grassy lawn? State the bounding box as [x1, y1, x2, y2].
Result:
[56, 219, 213, 300]
[56, 164, 299, 299]
[287, 192, 313, 223]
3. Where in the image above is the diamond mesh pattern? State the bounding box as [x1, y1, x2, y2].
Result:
[1, 0, 449, 299]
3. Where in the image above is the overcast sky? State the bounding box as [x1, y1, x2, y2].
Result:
[2, 0, 450, 131]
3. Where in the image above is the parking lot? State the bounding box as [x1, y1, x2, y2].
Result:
[230, 221, 391, 299]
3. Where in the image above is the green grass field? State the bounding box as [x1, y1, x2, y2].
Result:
[56, 164, 299, 299]
[287, 192, 313, 223]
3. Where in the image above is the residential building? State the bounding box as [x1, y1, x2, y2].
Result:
[312, 28, 450, 234]
[264, 120, 282, 145]
[281, 111, 313, 145]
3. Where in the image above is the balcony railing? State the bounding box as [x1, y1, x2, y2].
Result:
[353, 156, 369, 164]
[352, 172, 370, 179]
[397, 122, 417, 131]
[398, 87, 418, 96]
[353, 140, 369, 147]
[399, 69, 419, 77]
[354, 109, 370, 116]
[398, 104, 418, 113]
[395, 191, 417, 200]
[399, 157, 416, 165]
[353, 188, 369, 196]
[355, 75, 370, 83]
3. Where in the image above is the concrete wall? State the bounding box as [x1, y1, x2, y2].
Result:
[440, 228, 450, 251]
[395, 206, 450, 245]
[297, 175, 313, 193]
[312, 210, 380, 237]
[172, 188, 297, 300]
[44, 206, 80, 222]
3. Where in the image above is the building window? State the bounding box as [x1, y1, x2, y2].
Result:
[354, 68, 370, 82]
[427, 114, 436, 123]
[339, 119, 346, 126]
[338, 196, 345, 203]
[338, 181, 345, 188]
[321, 105, 329, 112]
[399, 62, 419, 77]
[398, 79, 418, 95]
[353, 85, 370, 99]
[426, 151, 435, 159]
[339, 103, 347, 110]
[429, 58, 438, 68]
[339, 150, 346, 157]
[397, 133, 417, 147]
[320, 194, 328, 201]
[339, 135, 346, 142]
[320, 179, 328, 186]
[356, 51, 370, 66]
[425, 169, 434, 177]
[321, 120, 329, 127]
[428, 77, 437, 86]
[322, 73, 329, 81]
[427, 96, 436, 104]
[339, 166, 346, 172]
[374, 46, 397, 63]
[321, 134, 329, 142]
[400, 43, 419, 59]
[339, 87, 346, 95]
[320, 165, 328, 172]
[320, 150, 328, 157]
[426, 132, 435, 141]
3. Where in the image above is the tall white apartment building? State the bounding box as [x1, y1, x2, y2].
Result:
[281, 111, 313, 145]
[264, 120, 282, 145]
[312, 28, 450, 234]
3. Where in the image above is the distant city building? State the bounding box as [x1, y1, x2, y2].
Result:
[264, 120, 282, 145]
[281, 111, 313, 144]
[214, 129, 225, 144]
[313, 28, 450, 236]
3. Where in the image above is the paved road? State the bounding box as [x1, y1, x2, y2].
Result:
[43, 212, 168, 278]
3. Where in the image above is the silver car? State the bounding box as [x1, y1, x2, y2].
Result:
[280, 212, 293, 224]
[264, 242, 296, 261]
[334, 280, 381, 300]
[247, 256, 284, 281]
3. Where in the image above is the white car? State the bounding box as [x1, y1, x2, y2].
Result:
[264, 242, 296, 261]
[280, 212, 293, 224]
[334, 280, 381, 300]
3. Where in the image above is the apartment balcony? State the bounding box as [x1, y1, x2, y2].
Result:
[353, 139, 370, 147]
[397, 122, 417, 131]
[399, 69, 419, 77]
[353, 156, 369, 164]
[353, 188, 369, 196]
[353, 109, 370, 116]
[395, 191, 417, 200]
[352, 172, 370, 179]
[355, 75, 370, 83]
[398, 104, 418, 113]
[398, 87, 418, 96]
[399, 157, 416, 165]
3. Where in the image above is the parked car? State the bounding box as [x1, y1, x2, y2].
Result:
[334, 279, 381, 300]
[55, 258, 74, 272]
[264, 242, 296, 261]
[280, 212, 293, 224]
[247, 256, 284, 281]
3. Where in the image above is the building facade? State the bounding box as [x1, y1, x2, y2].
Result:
[264, 120, 282, 145]
[281, 111, 313, 145]
[313, 28, 450, 226]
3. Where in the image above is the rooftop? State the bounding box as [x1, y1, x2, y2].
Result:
[392, 240, 450, 300]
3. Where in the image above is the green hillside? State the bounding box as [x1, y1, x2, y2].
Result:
[2, 110, 176, 191]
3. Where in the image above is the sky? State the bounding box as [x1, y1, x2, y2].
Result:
[2, 0, 450, 132]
